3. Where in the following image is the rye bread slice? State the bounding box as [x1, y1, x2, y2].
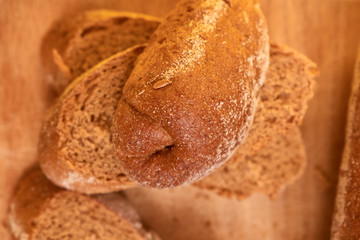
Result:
[39, 45, 146, 194]
[194, 126, 306, 200]
[242, 42, 317, 154]
[331, 48, 360, 240]
[41, 10, 160, 93]
[8, 166, 161, 240]
[193, 43, 317, 199]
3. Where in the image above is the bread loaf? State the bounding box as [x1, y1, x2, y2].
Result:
[41, 10, 160, 93]
[331, 48, 360, 240]
[113, 0, 270, 188]
[39, 45, 146, 194]
[9, 166, 161, 240]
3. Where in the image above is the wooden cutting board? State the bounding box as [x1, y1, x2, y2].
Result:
[0, 0, 359, 239]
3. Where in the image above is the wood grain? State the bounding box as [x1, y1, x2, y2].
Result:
[0, 0, 359, 239]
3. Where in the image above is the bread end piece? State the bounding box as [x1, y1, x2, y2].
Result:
[331, 47, 360, 240]
[242, 42, 318, 154]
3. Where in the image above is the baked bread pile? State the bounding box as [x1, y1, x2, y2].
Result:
[9, 0, 318, 239]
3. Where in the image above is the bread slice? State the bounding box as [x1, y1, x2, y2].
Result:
[39, 45, 146, 194]
[8, 166, 161, 240]
[41, 10, 160, 93]
[242, 42, 317, 153]
[193, 43, 317, 199]
[331, 48, 360, 240]
[194, 126, 306, 200]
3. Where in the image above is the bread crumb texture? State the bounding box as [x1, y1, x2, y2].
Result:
[194, 43, 318, 199]
[242, 43, 317, 153]
[39, 46, 146, 193]
[195, 126, 307, 200]
[41, 10, 160, 93]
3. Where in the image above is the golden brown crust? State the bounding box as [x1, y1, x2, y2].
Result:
[40, 10, 161, 93]
[331, 47, 360, 240]
[39, 46, 147, 194]
[113, 0, 269, 188]
[8, 166, 155, 240]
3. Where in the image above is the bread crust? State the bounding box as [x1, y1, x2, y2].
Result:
[39, 46, 147, 194]
[8, 166, 157, 240]
[41, 10, 161, 93]
[113, 0, 270, 188]
[331, 47, 360, 240]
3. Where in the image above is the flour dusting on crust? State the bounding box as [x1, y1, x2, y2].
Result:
[61, 171, 96, 189]
[156, 0, 227, 81]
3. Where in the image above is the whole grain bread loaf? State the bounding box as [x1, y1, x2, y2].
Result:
[41, 10, 160, 93]
[39, 45, 146, 194]
[113, 0, 270, 188]
[331, 48, 360, 240]
[194, 126, 306, 200]
[8, 166, 161, 240]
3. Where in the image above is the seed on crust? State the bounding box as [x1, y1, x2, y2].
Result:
[153, 79, 172, 89]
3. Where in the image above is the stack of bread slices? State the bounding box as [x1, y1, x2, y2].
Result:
[9, 0, 318, 239]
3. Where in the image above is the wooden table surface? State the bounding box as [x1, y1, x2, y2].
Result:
[1, 0, 360, 239]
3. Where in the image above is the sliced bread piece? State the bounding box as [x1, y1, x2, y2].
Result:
[241, 42, 317, 154]
[331, 48, 360, 240]
[194, 126, 306, 200]
[41, 10, 160, 93]
[193, 43, 317, 199]
[39, 45, 146, 194]
[9, 165, 161, 240]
